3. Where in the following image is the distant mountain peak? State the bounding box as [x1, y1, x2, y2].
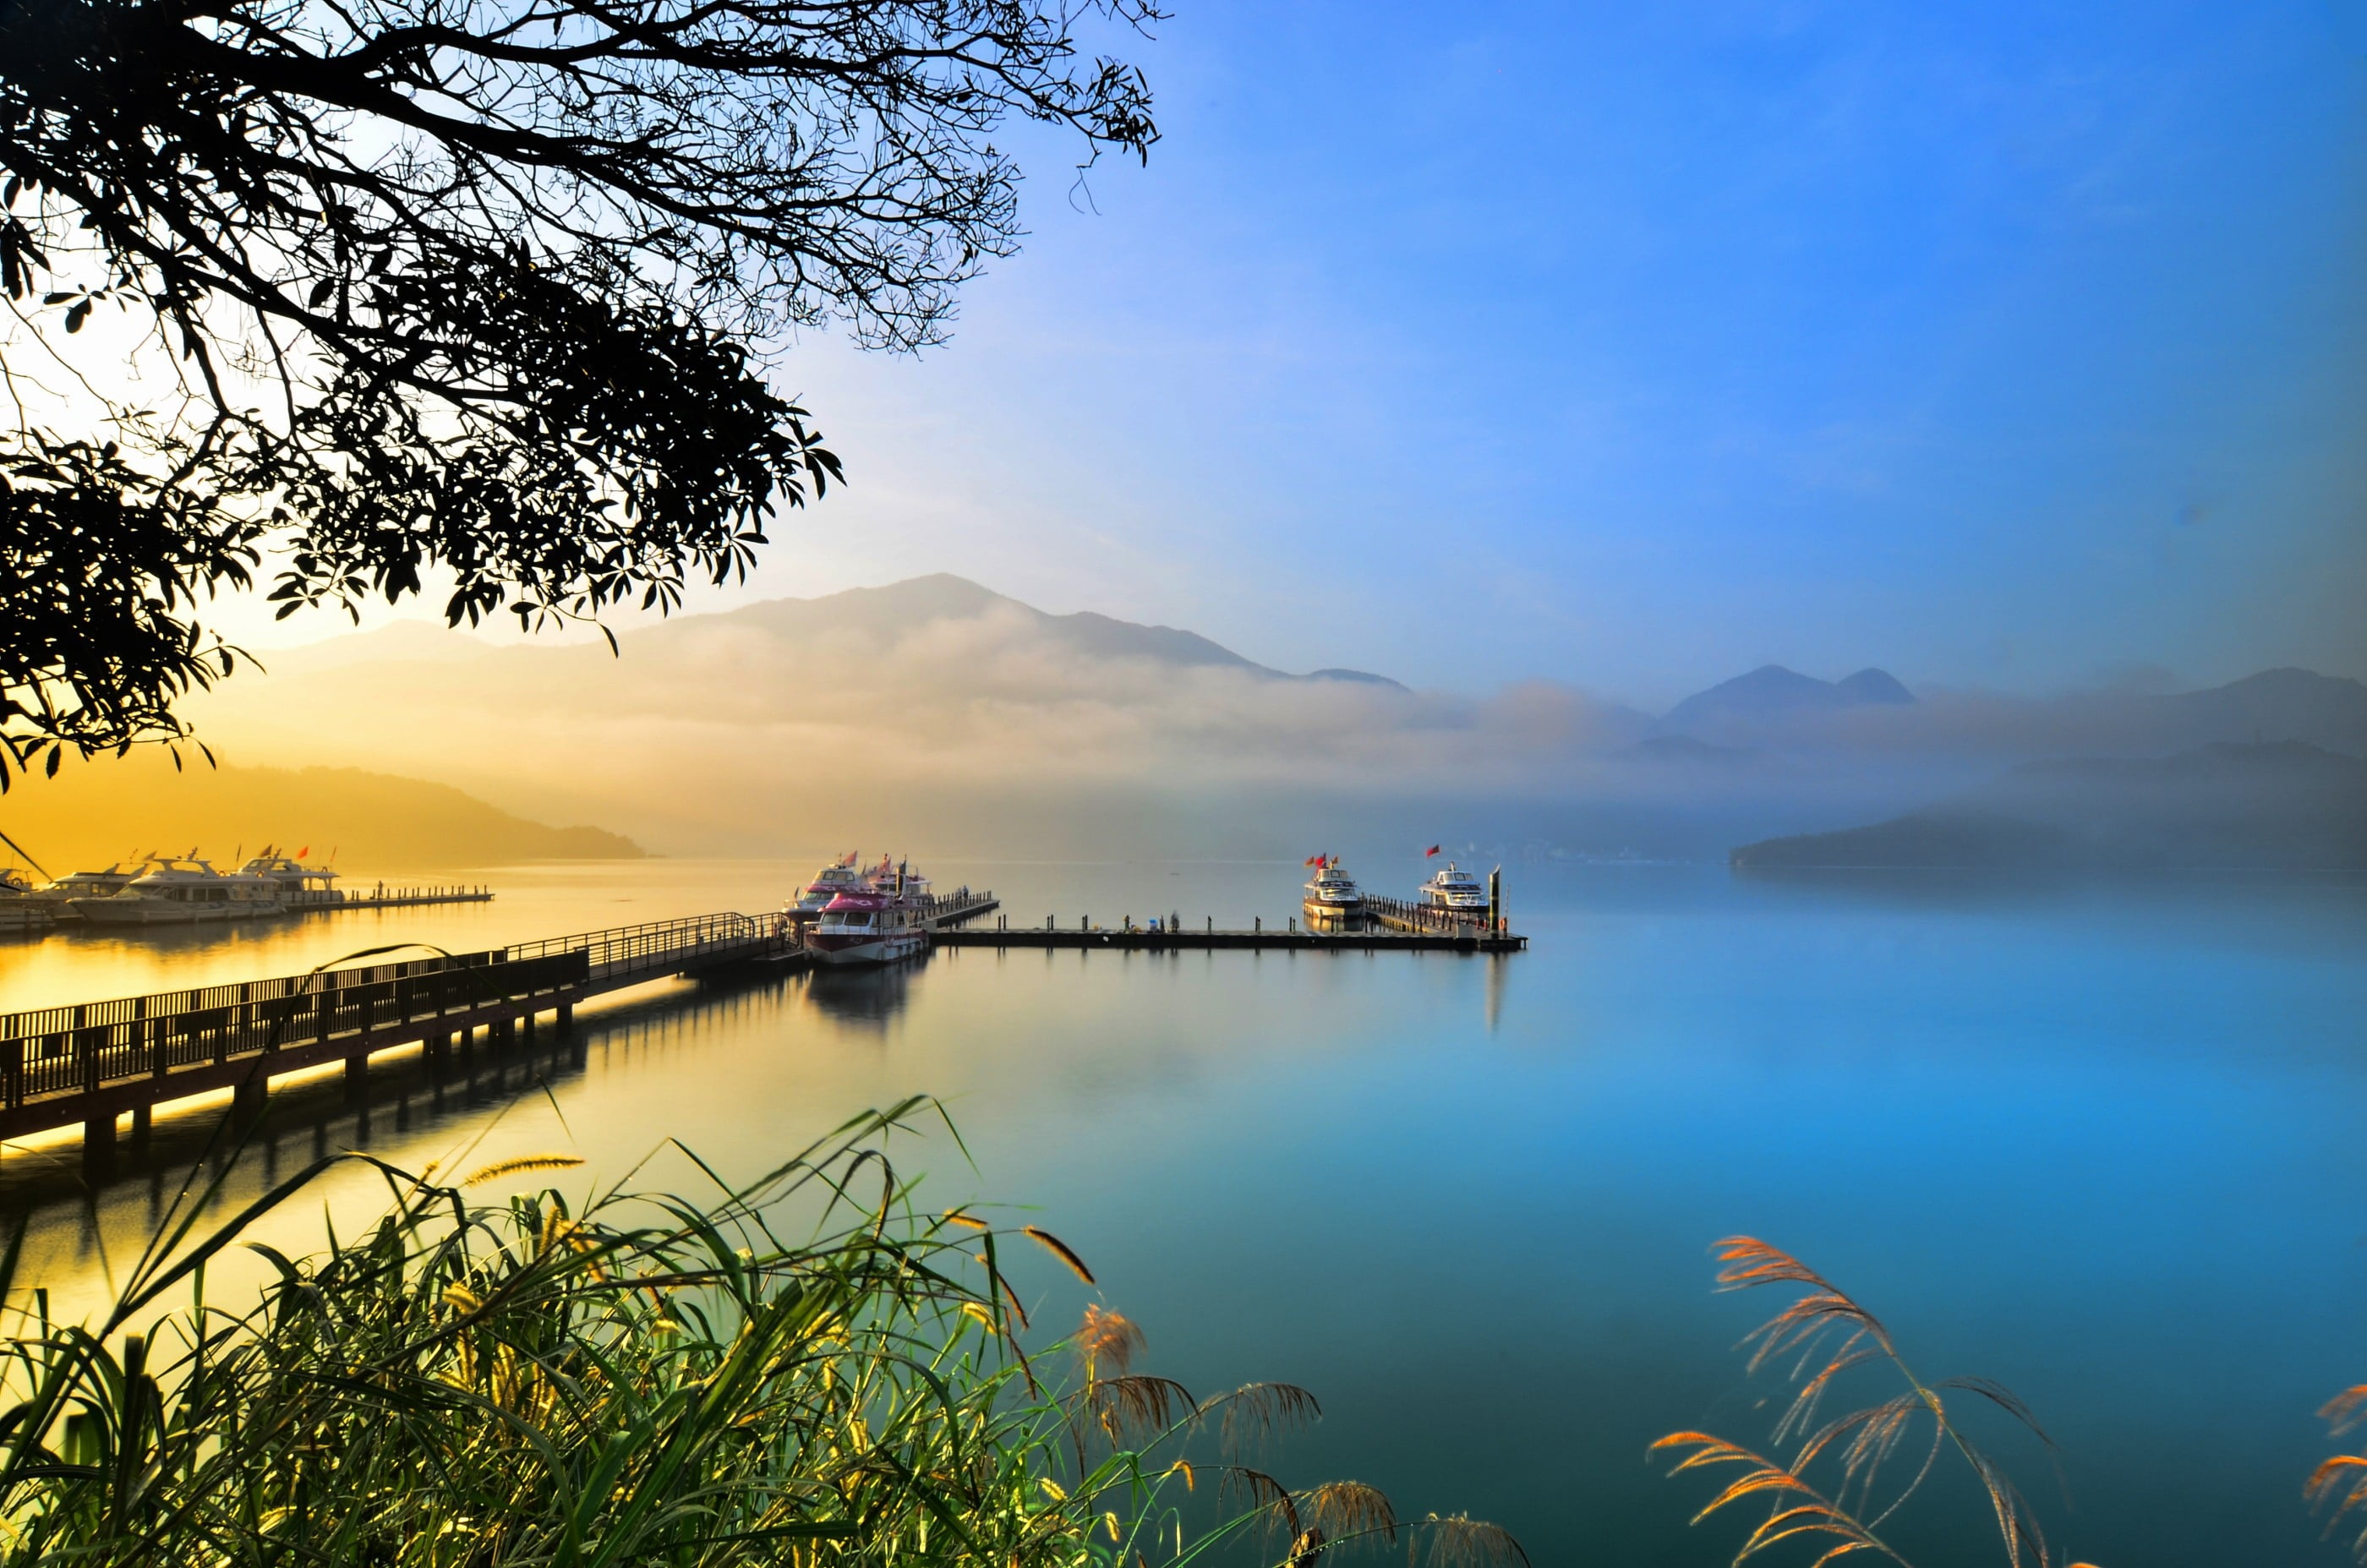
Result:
[1306, 668, 1411, 691]
[1660, 663, 1915, 731]
[1836, 668, 1916, 705]
[708, 575, 1394, 686]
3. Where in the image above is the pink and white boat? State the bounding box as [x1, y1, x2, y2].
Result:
[802, 859, 932, 967]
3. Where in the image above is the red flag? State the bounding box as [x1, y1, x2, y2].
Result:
[1304, 855, 1319, 867]
[296, 844, 309, 860]
[1425, 844, 1440, 857]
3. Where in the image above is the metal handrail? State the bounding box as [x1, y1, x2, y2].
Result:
[1359, 892, 1490, 934]
[503, 912, 764, 979]
[0, 912, 779, 1111]
[0, 951, 588, 1108]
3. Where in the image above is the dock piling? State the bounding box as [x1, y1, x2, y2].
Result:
[82, 1113, 115, 1177]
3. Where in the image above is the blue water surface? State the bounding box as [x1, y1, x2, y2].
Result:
[4, 860, 2363, 1565]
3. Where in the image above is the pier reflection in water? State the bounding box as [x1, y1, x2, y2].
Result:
[0, 860, 2363, 1568]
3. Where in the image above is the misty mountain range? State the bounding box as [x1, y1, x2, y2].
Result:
[111, 572, 2364, 863]
[1656, 664, 1916, 734]
[715, 575, 1408, 690]
[1732, 741, 2367, 871]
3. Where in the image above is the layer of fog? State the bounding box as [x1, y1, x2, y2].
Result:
[177, 595, 2364, 859]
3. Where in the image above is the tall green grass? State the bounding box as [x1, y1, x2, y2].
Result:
[0, 1099, 1523, 1567]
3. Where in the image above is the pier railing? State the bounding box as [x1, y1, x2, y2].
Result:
[0, 948, 586, 1109]
[1359, 893, 1497, 936]
[505, 914, 769, 983]
[0, 913, 788, 1112]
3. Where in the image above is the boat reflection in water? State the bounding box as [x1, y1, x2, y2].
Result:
[800, 955, 927, 1032]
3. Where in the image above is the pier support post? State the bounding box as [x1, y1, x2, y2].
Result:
[344, 1052, 369, 1105]
[83, 1114, 116, 1179]
[131, 1102, 151, 1143]
[232, 1073, 266, 1130]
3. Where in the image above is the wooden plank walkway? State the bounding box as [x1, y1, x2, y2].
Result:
[0, 912, 792, 1169]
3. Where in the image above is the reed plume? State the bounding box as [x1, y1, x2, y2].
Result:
[461, 1152, 586, 1185]
[1079, 1302, 1147, 1380]
[2309, 1383, 2367, 1556]
[1419, 1513, 1533, 1568]
[1656, 1237, 2062, 1568]
[1024, 1224, 1096, 1284]
[1217, 1380, 1324, 1463]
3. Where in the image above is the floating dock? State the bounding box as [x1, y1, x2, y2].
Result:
[939, 925, 1523, 953]
[294, 883, 495, 914]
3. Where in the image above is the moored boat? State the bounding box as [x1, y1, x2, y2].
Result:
[1302, 855, 1364, 928]
[1417, 860, 1488, 913]
[0, 868, 52, 933]
[67, 856, 288, 925]
[27, 861, 147, 919]
[238, 850, 343, 908]
[783, 853, 874, 930]
[801, 857, 935, 965]
[802, 888, 931, 966]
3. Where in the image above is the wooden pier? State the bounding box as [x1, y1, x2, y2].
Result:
[0, 887, 1528, 1172]
[295, 882, 495, 914]
[940, 924, 1523, 953]
[0, 913, 791, 1172]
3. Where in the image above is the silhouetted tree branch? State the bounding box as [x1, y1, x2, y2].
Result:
[0, 0, 1160, 784]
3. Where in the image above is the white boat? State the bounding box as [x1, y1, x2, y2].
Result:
[1418, 861, 1489, 913]
[1303, 858, 1364, 927]
[67, 856, 288, 925]
[0, 868, 52, 933]
[27, 860, 147, 919]
[783, 854, 874, 929]
[238, 850, 344, 908]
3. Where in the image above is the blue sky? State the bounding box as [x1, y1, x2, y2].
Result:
[274, 0, 2367, 708]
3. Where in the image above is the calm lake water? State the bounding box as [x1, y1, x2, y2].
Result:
[4, 857, 2364, 1566]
